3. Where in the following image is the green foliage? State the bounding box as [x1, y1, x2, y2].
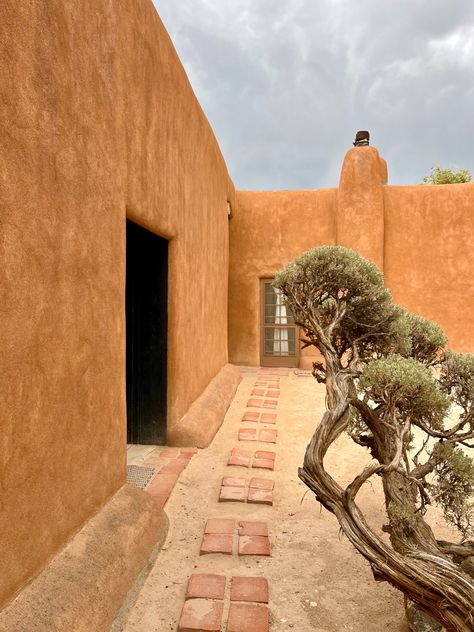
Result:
[439, 351, 474, 414]
[359, 355, 449, 430]
[402, 311, 447, 366]
[276, 245, 474, 550]
[274, 246, 410, 360]
[422, 164, 471, 185]
[431, 443, 474, 537]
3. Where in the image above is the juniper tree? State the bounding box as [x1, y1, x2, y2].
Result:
[274, 246, 474, 631]
[422, 165, 471, 185]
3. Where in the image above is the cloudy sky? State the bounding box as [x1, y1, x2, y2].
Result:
[153, 0, 474, 190]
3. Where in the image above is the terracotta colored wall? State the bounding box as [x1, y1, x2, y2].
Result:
[229, 190, 337, 366]
[0, 0, 233, 607]
[229, 148, 474, 368]
[337, 147, 387, 269]
[384, 184, 474, 351]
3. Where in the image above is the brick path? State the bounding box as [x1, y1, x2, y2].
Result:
[123, 367, 410, 632]
[174, 368, 288, 632]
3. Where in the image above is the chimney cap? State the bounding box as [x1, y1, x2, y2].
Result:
[353, 130, 370, 146]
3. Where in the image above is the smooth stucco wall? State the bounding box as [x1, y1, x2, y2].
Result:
[229, 189, 337, 366]
[337, 146, 387, 269]
[0, 0, 233, 607]
[384, 183, 474, 351]
[229, 148, 474, 368]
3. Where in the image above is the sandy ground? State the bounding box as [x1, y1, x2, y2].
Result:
[123, 369, 458, 632]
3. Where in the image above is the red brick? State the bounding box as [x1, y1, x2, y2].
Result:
[239, 428, 257, 441]
[158, 461, 186, 475]
[254, 450, 275, 461]
[149, 492, 170, 508]
[146, 483, 175, 501]
[227, 603, 269, 632]
[247, 489, 273, 505]
[222, 477, 247, 488]
[247, 398, 263, 408]
[238, 521, 268, 536]
[228, 455, 251, 468]
[186, 574, 226, 600]
[200, 534, 233, 555]
[259, 429, 278, 443]
[242, 411, 259, 422]
[205, 518, 236, 534]
[238, 535, 271, 556]
[232, 448, 252, 457]
[146, 474, 177, 495]
[230, 576, 269, 603]
[177, 453, 195, 462]
[251, 388, 265, 396]
[158, 447, 181, 458]
[178, 599, 224, 631]
[266, 390, 279, 398]
[251, 458, 274, 471]
[262, 399, 277, 409]
[249, 478, 274, 491]
[260, 413, 276, 424]
[219, 487, 246, 503]
[180, 447, 198, 454]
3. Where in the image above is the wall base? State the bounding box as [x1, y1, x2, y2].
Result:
[168, 363, 241, 447]
[0, 485, 168, 632]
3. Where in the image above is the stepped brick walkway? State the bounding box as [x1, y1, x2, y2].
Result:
[123, 367, 410, 632]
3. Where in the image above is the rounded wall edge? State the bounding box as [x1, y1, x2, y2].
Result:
[0, 485, 168, 631]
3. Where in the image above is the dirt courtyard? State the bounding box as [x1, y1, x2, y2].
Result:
[122, 368, 457, 632]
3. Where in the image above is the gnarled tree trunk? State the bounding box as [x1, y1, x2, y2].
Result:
[300, 365, 474, 631]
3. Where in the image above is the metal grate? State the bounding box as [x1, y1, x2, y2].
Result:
[127, 464, 157, 489]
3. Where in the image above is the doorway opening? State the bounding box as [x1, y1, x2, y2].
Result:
[260, 279, 299, 367]
[126, 220, 168, 445]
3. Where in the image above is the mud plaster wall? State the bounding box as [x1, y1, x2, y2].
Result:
[229, 190, 337, 367]
[0, 0, 233, 607]
[384, 183, 474, 351]
[229, 148, 473, 367]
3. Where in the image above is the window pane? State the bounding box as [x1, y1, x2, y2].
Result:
[264, 327, 296, 356]
[264, 283, 294, 324]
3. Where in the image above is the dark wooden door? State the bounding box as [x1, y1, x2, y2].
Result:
[126, 220, 168, 444]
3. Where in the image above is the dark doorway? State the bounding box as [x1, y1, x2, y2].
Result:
[126, 220, 168, 444]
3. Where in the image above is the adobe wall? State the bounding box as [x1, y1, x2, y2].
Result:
[229, 147, 474, 368]
[335, 148, 474, 351]
[229, 189, 337, 366]
[0, 0, 234, 608]
[384, 183, 474, 351]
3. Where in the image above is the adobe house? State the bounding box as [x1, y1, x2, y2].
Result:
[1, 1, 473, 629]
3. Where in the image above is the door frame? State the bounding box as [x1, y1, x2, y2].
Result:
[259, 278, 299, 367]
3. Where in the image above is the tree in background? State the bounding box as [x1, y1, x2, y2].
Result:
[422, 164, 471, 185]
[274, 246, 474, 631]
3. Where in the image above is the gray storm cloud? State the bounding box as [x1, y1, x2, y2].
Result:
[153, 0, 474, 189]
